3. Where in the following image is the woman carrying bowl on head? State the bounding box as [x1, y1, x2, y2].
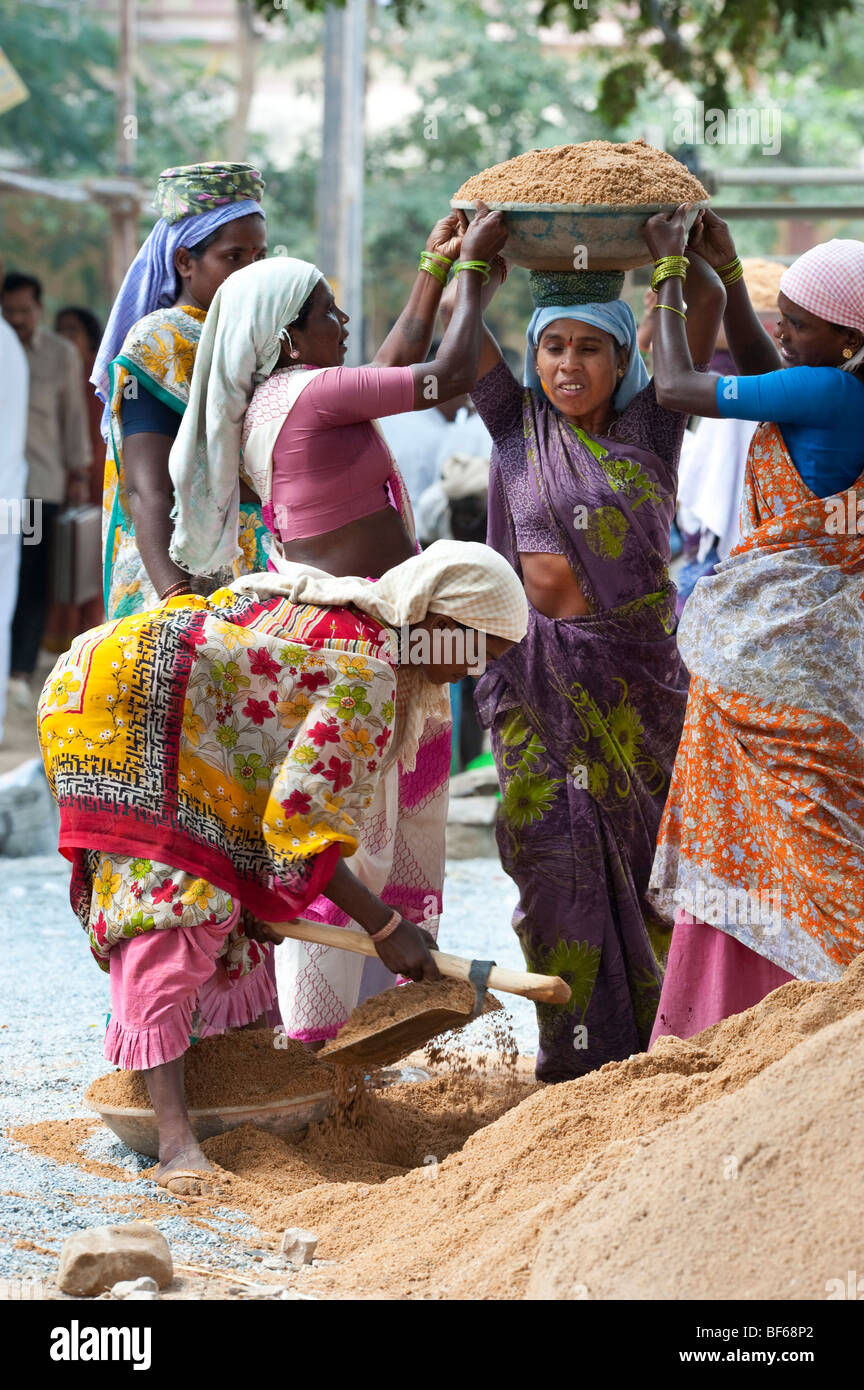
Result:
[642, 207, 864, 1041]
[165, 203, 509, 1046]
[464, 233, 724, 1083]
[38, 542, 526, 1194]
[92, 161, 271, 620]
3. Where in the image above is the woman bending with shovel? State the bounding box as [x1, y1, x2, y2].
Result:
[37, 542, 526, 1196]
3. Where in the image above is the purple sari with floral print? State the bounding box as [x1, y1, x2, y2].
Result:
[472, 361, 690, 1081]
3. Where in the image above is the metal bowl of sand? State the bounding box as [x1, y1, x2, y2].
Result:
[449, 199, 710, 272]
[86, 1091, 337, 1161]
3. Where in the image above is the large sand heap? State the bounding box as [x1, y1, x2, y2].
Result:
[453, 140, 708, 207]
[14, 960, 864, 1299]
[218, 962, 864, 1300]
[528, 1005, 864, 1300]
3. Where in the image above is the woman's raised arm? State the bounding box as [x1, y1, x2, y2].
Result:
[372, 212, 467, 369]
[408, 202, 508, 408]
[643, 204, 724, 416]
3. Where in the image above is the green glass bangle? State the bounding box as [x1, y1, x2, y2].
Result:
[422, 250, 453, 268]
[719, 262, 744, 287]
[653, 302, 688, 321]
[453, 258, 491, 285]
[418, 254, 448, 286]
[651, 266, 688, 291]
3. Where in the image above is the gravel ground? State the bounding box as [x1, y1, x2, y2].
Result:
[0, 849, 533, 1287]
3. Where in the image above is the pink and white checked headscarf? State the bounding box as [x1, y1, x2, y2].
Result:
[779, 239, 864, 334]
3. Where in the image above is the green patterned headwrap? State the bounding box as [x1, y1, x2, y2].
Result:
[153, 162, 266, 225]
[529, 269, 625, 308]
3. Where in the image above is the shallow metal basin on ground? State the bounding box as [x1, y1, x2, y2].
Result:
[86, 1066, 431, 1160]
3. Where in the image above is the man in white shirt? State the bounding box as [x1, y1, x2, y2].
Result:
[0, 307, 29, 742]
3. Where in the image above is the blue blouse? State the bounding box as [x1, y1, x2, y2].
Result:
[120, 379, 181, 439]
[715, 365, 864, 497]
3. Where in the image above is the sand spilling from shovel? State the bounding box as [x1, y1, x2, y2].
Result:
[319, 978, 496, 1058]
[13, 959, 864, 1299]
[86, 1030, 336, 1111]
[454, 140, 708, 206]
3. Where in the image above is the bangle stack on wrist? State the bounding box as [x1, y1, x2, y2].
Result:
[453, 258, 491, 285]
[715, 256, 744, 287]
[418, 251, 453, 286]
[651, 255, 689, 291]
[160, 579, 193, 601]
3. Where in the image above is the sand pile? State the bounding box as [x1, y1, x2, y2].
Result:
[14, 959, 864, 1299]
[528, 1006, 864, 1299]
[198, 961, 864, 1299]
[741, 256, 785, 313]
[454, 140, 708, 206]
[86, 1031, 336, 1111]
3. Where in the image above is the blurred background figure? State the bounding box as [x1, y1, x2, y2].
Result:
[1, 272, 91, 707]
[379, 340, 493, 509]
[43, 306, 107, 647]
[416, 450, 490, 546]
[0, 262, 28, 746]
[416, 451, 491, 771]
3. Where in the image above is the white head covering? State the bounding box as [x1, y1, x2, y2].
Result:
[168, 256, 322, 575]
[232, 540, 529, 770]
[440, 452, 490, 501]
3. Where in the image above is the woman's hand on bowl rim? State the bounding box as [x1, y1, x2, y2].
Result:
[426, 209, 468, 265]
[460, 200, 508, 264]
[643, 202, 691, 261]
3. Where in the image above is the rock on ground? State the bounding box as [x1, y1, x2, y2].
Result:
[58, 1222, 173, 1296]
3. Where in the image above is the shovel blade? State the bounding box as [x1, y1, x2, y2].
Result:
[322, 992, 501, 1069]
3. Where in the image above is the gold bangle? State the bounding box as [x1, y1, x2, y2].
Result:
[653, 302, 688, 321]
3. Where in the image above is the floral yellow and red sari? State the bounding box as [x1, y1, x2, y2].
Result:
[39, 586, 398, 961]
[650, 420, 864, 1023]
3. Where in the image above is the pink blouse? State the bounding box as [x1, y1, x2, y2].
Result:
[270, 365, 415, 541]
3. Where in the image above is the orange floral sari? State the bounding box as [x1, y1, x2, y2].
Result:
[650, 421, 864, 981]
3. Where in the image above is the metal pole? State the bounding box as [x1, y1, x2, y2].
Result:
[317, 0, 366, 364]
[110, 0, 138, 294]
[317, 5, 344, 290]
[339, 0, 366, 364]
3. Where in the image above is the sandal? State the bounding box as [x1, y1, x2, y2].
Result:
[156, 1168, 219, 1199]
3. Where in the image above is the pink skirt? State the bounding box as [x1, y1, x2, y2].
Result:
[649, 909, 794, 1047]
[104, 904, 276, 1070]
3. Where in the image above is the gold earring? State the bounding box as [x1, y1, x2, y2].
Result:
[843, 347, 854, 359]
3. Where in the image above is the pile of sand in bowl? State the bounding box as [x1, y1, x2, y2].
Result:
[86, 1031, 337, 1111]
[453, 139, 708, 206]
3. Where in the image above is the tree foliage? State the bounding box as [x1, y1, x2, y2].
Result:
[253, 0, 855, 123]
[537, 0, 854, 122]
[0, 2, 233, 179]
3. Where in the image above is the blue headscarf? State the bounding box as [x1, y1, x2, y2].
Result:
[525, 300, 649, 412]
[91, 199, 266, 434]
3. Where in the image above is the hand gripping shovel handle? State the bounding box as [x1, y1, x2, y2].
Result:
[269, 918, 572, 1006]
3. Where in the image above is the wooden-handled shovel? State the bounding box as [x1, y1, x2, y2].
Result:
[268, 917, 571, 1067]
